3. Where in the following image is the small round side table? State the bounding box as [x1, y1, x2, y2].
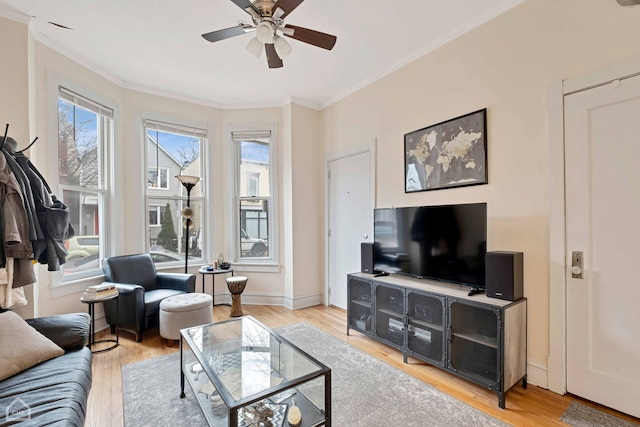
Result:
[80, 294, 119, 353]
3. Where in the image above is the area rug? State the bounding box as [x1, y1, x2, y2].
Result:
[561, 401, 640, 427]
[122, 322, 509, 427]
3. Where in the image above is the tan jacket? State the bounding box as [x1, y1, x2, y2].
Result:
[0, 153, 33, 260]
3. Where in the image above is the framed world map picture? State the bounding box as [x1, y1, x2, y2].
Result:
[404, 108, 487, 193]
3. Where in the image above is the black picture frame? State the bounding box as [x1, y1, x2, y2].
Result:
[404, 108, 487, 193]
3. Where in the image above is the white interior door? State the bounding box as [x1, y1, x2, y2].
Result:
[564, 73, 640, 417]
[328, 150, 372, 309]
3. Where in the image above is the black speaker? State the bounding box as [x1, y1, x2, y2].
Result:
[361, 242, 375, 274]
[486, 251, 523, 301]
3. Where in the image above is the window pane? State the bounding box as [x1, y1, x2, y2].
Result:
[148, 169, 158, 188]
[58, 98, 100, 188]
[239, 199, 269, 258]
[148, 198, 203, 262]
[58, 88, 111, 282]
[147, 129, 202, 197]
[159, 169, 168, 189]
[239, 140, 270, 198]
[149, 206, 160, 226]
[62, 189, 102, 275]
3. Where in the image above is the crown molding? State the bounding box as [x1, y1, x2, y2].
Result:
[120, 80, 226, 110]
[0, 7, 31, 24]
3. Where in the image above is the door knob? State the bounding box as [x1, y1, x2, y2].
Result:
[571, 251, 583, 279]
[363, 234, 368, 240]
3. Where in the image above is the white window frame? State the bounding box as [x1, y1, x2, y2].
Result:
[144, 118, 207, 265]
[225, 123, 279, 271]
[54, 84, 114, 286]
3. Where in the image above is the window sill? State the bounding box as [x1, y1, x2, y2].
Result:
[51, 273, 105, 298]
[228, 262, 280, 274]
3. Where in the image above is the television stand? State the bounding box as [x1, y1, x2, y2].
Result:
[374, 271, 389, 277]
[346, 272, 527, 409]
[467, 287, 485, 296]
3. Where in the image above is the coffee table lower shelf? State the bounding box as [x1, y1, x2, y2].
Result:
[182, 364, 326, 427]
[179, 316, 331, 427]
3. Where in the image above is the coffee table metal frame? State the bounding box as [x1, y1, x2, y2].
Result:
[180, 316, 331, 427]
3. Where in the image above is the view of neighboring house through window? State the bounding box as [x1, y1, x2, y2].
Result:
[58, 87, 112, 280]
[145, 120, 205, 263]
[233, 130, 272, 260]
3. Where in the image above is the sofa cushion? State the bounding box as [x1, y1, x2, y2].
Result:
[0, 311, 64, 382]
[26, 312, 90, 350]
[0, 347, 92, 426]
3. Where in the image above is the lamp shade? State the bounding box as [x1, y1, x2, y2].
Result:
[274, 35, 292, 58]
[175, 175, 200, 187]
[255, 21, 274, 44]
[246, 37, 263, 58]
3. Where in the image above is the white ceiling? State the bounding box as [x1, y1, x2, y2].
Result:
[0, 0, 523, 109]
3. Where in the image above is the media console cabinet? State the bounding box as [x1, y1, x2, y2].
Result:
[347, 272, 527, 408]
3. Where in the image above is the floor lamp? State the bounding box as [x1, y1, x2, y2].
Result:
[176, 174, 200, 274]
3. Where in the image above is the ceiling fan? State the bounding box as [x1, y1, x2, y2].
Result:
[201, 0, 337, 69]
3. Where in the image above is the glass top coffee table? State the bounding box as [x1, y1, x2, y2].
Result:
[180, 316, 331, 427]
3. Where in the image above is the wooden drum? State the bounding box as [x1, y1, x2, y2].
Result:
[226, 276, 248, 317]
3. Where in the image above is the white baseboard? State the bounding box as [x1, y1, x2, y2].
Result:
[93, 311, 110, 333]
[526, 359, 549, 390]
[282, 293, 323, 310]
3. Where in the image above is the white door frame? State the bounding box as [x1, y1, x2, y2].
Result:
[324, 140, 376, 306]
[547, 53, 640, 395]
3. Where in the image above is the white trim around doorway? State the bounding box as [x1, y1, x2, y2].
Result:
[324, 140, 377, 306]
[547, 52, 640, 395]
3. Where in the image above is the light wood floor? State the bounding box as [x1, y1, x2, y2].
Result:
[85, 304, 640, 427]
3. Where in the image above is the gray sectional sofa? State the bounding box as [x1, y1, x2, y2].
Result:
[0, 312, 92, 426]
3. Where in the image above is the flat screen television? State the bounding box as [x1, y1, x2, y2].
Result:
[373, 203, 487, 291]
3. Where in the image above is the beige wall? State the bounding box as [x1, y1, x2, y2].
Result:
[289, 103, 323, 307]
[0, 17, 30, 143]
[321, 0, 640, 379]
[0, 16, 32, 317]
[4, 0, 640, 387]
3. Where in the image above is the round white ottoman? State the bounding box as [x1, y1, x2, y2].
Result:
[159, 293, 213, 340]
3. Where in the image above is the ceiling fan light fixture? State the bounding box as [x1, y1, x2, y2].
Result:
[246, 37, 263, 57]
[256, 21, 274, 44]
[274, 36, 292, 58]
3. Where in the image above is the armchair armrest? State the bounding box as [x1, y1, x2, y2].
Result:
[101, 282, 145, 335]
[26, 313, 90, 351]
[157, 273, 196, 293]
[106, 282, 145, 295]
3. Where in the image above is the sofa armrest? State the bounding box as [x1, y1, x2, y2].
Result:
[25, 312, 90, 351]
[157, 273, 196, 293]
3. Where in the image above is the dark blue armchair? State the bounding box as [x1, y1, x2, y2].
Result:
[101, 253, 196, 342]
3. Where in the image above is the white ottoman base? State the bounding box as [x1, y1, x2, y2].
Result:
[159, 293, 213, 340]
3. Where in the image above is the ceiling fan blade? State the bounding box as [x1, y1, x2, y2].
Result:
[272, 0, 305, 19]
[265, 44, 283, 68]
[202, 24, 253, 43]
[229, 0, 260, 15]
[283, 24, 337, 50]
